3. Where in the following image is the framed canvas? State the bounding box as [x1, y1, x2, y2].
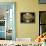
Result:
[39, 0, 46, 4]
[21, 12, 35, 23]
[0, 2, 16, 40]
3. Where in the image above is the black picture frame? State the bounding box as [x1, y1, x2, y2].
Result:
[39, 0, 46, 4]
[20, 12, 35, 23]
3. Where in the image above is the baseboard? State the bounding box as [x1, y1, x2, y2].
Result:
[16, 38, 32, 42]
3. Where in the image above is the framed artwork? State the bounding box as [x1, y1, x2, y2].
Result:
[0, 2, 16, 40]
[39, 0, 46, 4]
[21, 12, 35, 23]
[39, 11, 46, 35]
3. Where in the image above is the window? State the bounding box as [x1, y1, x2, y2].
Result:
[0, 2, 16, 40]
[39, 11, 46, 35]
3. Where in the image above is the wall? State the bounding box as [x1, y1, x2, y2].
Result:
[0, 0, 46, 40]
[16, 0, 39, 40]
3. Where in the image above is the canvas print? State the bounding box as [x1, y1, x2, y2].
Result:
[21, 12, 35, 23]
